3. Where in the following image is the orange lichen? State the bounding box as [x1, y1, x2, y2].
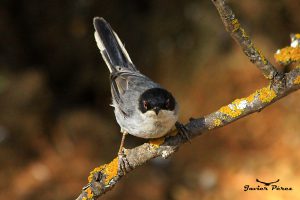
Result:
[231, 19, 240, 32]
[257, 87, 276, 103]
[149, 137, 165, 148]
[294, 76, 300, 84]
[88, 157, 119, 185]
[274, 47, 300, 63]
[86, 188, 93, 199]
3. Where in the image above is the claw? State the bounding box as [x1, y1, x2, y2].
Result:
[175, 122, 191, 143]
[118, 149, 131, 175]
[270, 71, 285, 89]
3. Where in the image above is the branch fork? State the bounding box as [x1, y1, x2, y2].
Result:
[76, 1, 300, 199]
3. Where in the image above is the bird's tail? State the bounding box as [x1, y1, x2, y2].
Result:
[93, 17, 137, 73]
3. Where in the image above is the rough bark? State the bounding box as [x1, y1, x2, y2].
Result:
[76, 1, 300, 199]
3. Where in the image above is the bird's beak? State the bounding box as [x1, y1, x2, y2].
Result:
[153, 107, 160, 115]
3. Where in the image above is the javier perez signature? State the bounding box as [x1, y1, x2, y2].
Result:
[244, 179, 293, 191]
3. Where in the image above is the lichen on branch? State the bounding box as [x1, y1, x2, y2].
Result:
[76, 1, 300, 200]
[274, 33, 300, 65]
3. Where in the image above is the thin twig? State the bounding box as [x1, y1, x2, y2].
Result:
[75, 1, 300, 199]
[211, 0, 279, 80]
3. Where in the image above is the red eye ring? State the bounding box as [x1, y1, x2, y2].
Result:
[143, 100, 148, 109]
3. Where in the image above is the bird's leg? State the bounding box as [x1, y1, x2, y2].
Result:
[117, 131, 131, 175]
[175, 122, 191, 143]
[118, 131, 127, 154]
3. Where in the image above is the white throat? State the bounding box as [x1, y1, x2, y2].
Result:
[133, 109, 178, 138]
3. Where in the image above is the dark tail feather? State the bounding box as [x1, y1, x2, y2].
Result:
[93, 17, 136, 72]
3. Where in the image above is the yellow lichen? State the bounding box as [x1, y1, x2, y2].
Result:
[82, 197, 87, 200]
[219, 97, 249, 118]
[294, 76, 300, 84]
[256, 48, 268, 65]
[218, 86, 276, 119]
[213, 119, 222, 127]
[86, 188, 93, 199]
[149, 137, 165, 148]
[245, 92, 255, 103]
[274, 46, 300, 63]
[231, 18, 240, 32]
[240, 28, 249, 39]
[104, 158, 119, 183]
[88, 166, 105, 182]
[233, 98, 244, 105]
[295, 34, 300, 39]
[257, 87, 276, 103]
[219, 104, 242, 118]
[88, 157, 119, 185]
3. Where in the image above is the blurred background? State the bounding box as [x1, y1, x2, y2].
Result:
[0, 0, 300, 199]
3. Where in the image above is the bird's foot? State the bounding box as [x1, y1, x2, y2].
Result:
[270, 71, 285, 89]
[175, 122, 191, 143]
[118, 148, 131, 176]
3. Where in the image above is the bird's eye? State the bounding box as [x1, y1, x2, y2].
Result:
[143, 100, 149, 110]
[165, 99, 170, 108]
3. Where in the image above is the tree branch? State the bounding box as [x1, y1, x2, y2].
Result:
[76, 1, 300, 199]
[211, 0, 279, 80]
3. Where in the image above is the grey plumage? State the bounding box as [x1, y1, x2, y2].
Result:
[93, 17, 178, 139]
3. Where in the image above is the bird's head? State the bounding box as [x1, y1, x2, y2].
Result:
[139, 88, 176, 115]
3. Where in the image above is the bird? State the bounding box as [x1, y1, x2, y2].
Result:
[93, 17, 187, 172]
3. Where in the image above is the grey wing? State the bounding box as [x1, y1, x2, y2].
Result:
[93, 17, 160, 115]
[110, 69, 154, 103]
[111, 70, 160, 115]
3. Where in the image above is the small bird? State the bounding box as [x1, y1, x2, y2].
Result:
[93, 17, 186, 172]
